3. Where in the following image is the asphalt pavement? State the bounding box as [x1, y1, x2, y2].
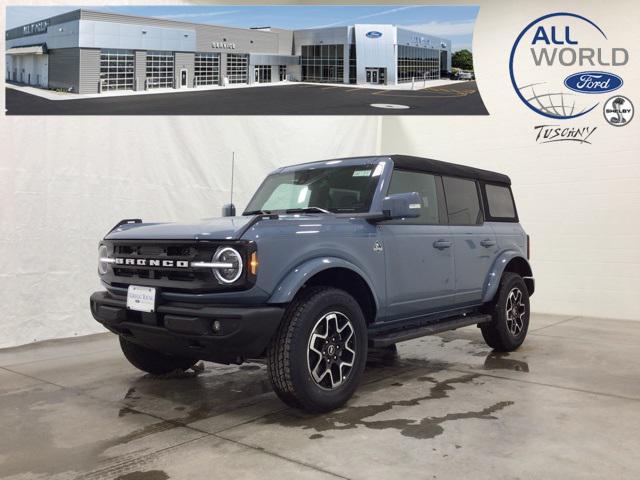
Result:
[6, 81, 488, 115]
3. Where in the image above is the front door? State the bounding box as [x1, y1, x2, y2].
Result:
[180, 69, 187, 87]
[366, 68, 379, 84]
[381, 170, 455, 320]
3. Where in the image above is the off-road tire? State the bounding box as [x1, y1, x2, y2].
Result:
[267, 286, 368, 412]
[481, 272, 530, 352]
[120, 337, 197, 375]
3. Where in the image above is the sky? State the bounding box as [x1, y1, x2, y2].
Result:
[6, 5, 478, 52]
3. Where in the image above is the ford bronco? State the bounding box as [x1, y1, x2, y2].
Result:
[91, 155, 534, 412]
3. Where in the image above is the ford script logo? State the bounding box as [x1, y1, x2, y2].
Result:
[366, 31, 383, 39]
[564, 71, 623, 94]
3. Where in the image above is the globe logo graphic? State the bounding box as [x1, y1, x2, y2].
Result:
[509, 13, 617, 120]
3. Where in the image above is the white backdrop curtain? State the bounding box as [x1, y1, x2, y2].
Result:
[0, 117, 382, 348]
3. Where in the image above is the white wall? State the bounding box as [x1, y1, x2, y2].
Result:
[6, 54, 48, 86]
[381, 0, 640, 321]
[381, 117, 640, 321]
[0, 117, 381, 348]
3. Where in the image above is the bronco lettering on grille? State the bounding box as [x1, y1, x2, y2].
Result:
[114, 258, 190, 268]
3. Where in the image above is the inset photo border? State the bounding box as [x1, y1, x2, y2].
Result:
[5, 5, 485, 115]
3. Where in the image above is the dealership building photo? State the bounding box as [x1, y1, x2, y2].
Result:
[5, 9, 452, 94]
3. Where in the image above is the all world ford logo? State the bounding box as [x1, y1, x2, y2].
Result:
[366, 31, 383, 39]
[564, 71, 623, 94]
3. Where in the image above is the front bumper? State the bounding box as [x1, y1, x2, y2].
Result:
[90, 291, 284, 364]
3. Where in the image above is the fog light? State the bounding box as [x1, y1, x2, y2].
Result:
[212, 320, 222, 333]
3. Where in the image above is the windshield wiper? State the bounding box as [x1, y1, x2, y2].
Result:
[284, 206, 332, 214]
[243, 209, 272, 216]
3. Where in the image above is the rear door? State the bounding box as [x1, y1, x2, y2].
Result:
[380, 170, 455, 320]
[442, 176, 498, 306]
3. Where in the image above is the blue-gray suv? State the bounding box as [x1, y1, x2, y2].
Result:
[91, 155, 534, 412]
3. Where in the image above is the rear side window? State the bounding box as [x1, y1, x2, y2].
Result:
[443, 177, 482, 225]
[484, 184, 517, 221]
[387, 169, 441, 224]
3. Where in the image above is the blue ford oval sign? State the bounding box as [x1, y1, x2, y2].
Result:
[564, 71, 623, 94]
[366, 31, 383, 39]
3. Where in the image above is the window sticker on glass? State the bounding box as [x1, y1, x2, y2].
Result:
[352, 170, 372, 177]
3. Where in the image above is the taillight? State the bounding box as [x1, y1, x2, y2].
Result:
[526, 234, 530, 260]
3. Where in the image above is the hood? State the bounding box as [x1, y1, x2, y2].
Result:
[104, 216, 256, 241]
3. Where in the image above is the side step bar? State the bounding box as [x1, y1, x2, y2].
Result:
[369, 314, 492, 348]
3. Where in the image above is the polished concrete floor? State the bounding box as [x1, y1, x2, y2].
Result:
[1, 313, 639, 479]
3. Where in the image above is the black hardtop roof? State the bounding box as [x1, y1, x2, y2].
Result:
[388, 155, 511, 185]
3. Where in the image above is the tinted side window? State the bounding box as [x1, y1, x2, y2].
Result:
[443, 177, 482, 225]
[485, 184, 516, 220]
[387, 169, 440, 224]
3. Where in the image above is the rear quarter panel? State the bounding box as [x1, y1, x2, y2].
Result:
[482, 221, 531, 302]
[490, 221, 527, 257]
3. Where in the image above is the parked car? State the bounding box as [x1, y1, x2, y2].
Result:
[91, 155, 534, 412]
[458, 70, 475, 80]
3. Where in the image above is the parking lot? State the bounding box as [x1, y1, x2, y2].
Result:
[5, 81, 487, 115]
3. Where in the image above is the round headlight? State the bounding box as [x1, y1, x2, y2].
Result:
[213, 247, 243, 284]
[98, 245, 109, 275]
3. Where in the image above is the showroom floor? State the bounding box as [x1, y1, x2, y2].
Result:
[1, 313, 638, 479]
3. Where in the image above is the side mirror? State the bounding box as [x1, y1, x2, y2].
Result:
[222, 203, 236, 217]
[381, 192, 422, 220]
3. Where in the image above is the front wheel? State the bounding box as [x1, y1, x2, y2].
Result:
[267, 287, 367, 412]
[480, 272, 530, 352]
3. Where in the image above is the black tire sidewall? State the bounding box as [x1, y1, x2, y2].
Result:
[119, 337, 196, 375]
[289, 289, 368, 411]
[492, 274, 530, 350]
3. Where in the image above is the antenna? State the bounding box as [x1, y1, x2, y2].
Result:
[222, 152, 237, 217]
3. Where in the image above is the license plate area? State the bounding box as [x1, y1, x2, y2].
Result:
[127, 285, 157, 313]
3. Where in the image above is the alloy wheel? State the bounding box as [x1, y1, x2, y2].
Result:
[505, 287, 526, 336]
[307, 311, 356, 390]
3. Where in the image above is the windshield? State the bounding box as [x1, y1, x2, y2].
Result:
[244, 164, 382, 214]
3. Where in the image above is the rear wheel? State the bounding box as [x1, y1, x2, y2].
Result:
[119, 337, 197, 375]
[267, 286, 367, 412]
[480, 272, 530, 352]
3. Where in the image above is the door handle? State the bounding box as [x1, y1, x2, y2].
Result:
[433, 239, 452, 250]
[480, 239, 496, 247]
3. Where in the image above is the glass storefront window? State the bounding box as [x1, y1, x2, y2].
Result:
[301, 43, 345, 83]
[397, 45, 441, 83]
[255, 65, 271, 83]
[349, 45, 357, 84]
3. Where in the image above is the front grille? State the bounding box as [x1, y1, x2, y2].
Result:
[102, 240, 252, 293]
[111, 242, 204, 283]
[112, 267, 197, 282]
[114, 244, 195, 257]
